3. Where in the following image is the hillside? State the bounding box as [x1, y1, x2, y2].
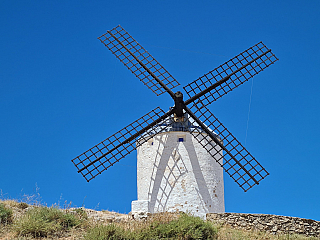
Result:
[0, 199, 319, 239]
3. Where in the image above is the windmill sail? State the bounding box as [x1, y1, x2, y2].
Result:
[187, 104, 269, 191]
[72, 107, 173, 182]
[98, 25, 180, 96]
[183, 42, 278, 109]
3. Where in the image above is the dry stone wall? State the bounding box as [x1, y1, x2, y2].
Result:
[207, 213, 320, 238]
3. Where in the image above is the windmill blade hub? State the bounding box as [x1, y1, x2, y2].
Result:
[173, 91, 185, 118]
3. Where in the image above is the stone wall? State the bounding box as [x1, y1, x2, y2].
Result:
[207, 213, 320, 238]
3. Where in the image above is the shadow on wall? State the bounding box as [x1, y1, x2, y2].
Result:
[148, 134, 188, 212]
[147, 133, 218, 213]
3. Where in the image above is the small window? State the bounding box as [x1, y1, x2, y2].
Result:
[177, 135, 186, 142]
[148, 138, 154, 146]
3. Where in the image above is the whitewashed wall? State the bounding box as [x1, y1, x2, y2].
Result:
[132, 131, 225, 219]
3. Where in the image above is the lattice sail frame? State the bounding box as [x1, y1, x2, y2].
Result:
[72, 107, 173, 182]
[188, 104, 269, 191]
[184, 42, 278, 108]
[98, 25, 180, 96]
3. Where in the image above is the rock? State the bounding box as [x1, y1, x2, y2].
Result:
[131, 211, 151, 220]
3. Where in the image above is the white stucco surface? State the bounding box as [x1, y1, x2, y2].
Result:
[131, 131, 225, 218]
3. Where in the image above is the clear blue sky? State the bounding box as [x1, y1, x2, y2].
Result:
[1, 1, 320, 220]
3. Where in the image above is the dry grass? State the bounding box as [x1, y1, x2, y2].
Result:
[0, 198, 319, 240]
[1, 200, 21, 209]
[1, 200, 29, 210]
[113, 212, 179, 232]
[0, 198, 89, 239]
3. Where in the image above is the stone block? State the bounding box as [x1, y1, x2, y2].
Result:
[131, 200, 149, 213]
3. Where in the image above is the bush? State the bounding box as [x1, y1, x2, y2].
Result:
[141, 213, 217, 240]
[74, 207, 88, 220]
[13, 206, 83, 237]
[85, 224, 134, 240]
[0, 203, 13, 224]
[85, 213, 218, 240]
[17, 202, 29, 209]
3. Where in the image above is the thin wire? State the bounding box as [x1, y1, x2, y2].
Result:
[245, 79, 254, 146]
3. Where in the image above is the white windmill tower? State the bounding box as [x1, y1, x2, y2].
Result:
[71, 25, 278, 218]
[132, 114, 225, 219]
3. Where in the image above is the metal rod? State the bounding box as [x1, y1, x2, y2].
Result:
[184, 106, 259, 185]
[184, 49, 271, 106]
[78, 109, 174, 173]
[108, 31, 176, 99]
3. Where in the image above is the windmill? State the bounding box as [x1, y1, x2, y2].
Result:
[72, 25, 278, 217]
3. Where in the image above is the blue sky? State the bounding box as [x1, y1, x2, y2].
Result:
[1, 1, 320, 220]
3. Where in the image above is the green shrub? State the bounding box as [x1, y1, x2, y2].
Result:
[85, 213, 217, 240]
[140, 213, 217, 240]
[85, 224, 134, 240]
[0, 203, 13, 224]
[13, 206, 83, 237]
[74, 207, 88, 220]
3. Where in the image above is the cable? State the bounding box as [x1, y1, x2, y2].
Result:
[245, 79, 254, 146]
